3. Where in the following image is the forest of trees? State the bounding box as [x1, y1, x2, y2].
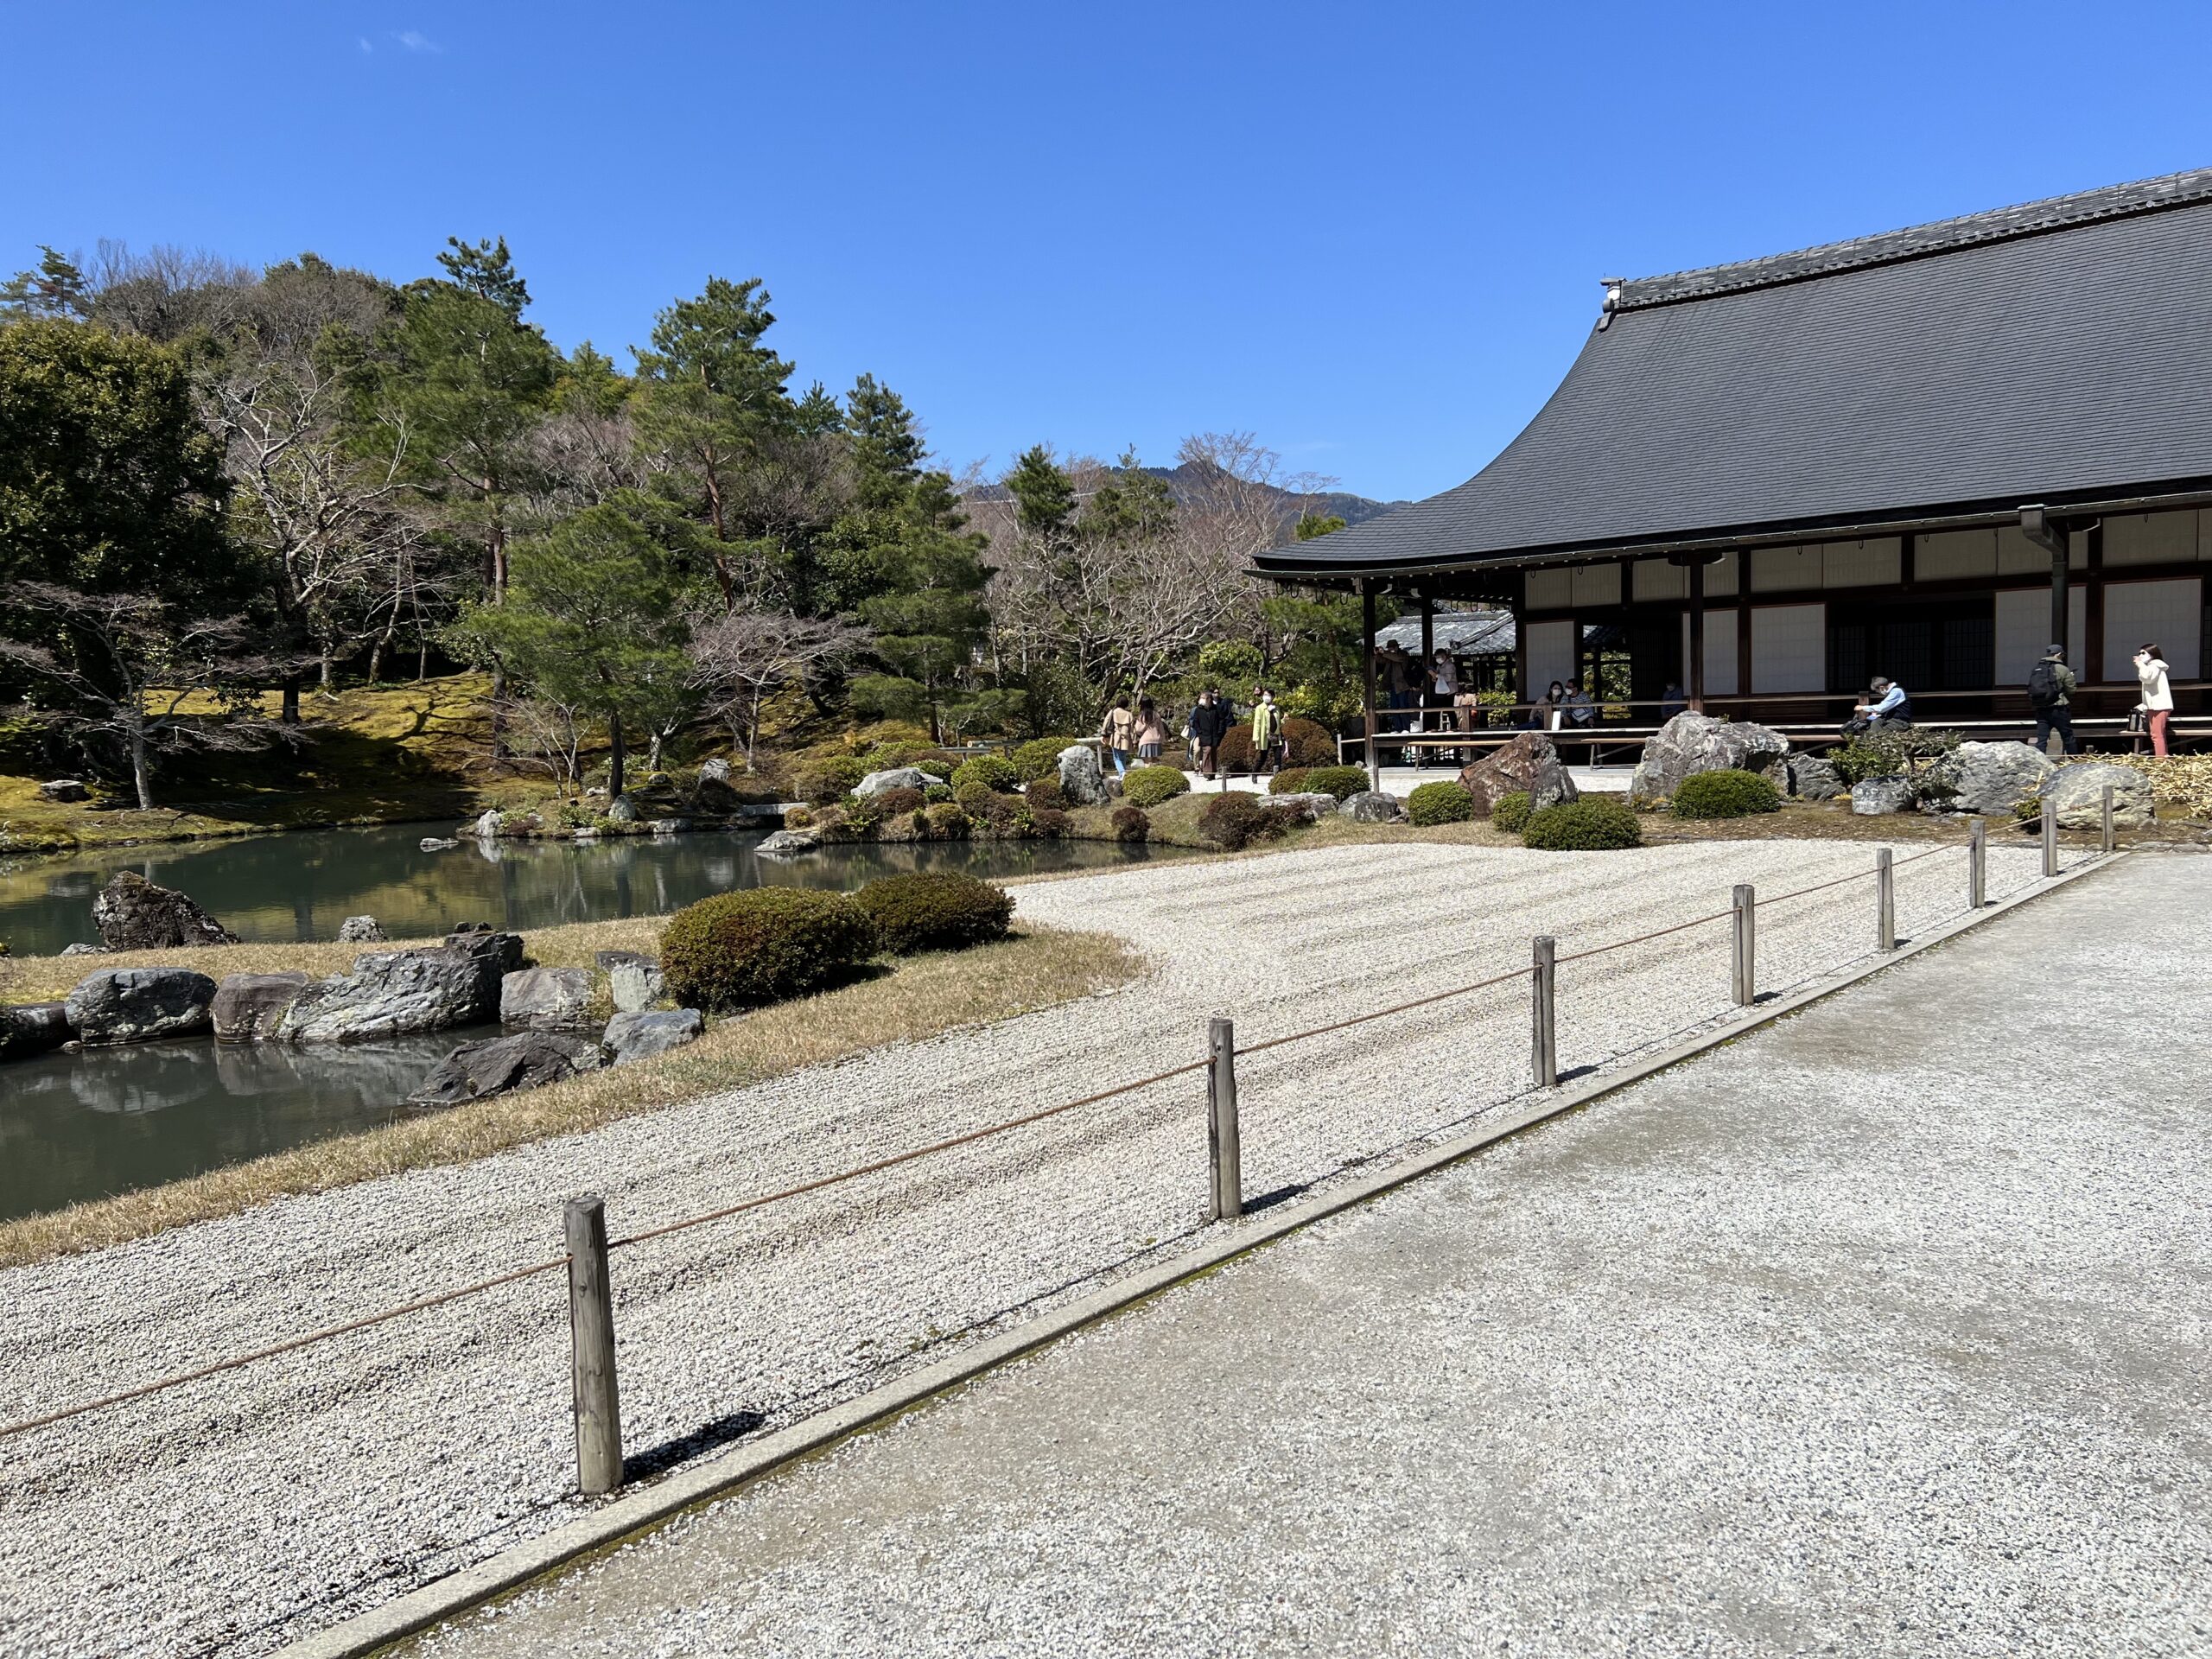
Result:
[0, 237, 1367, 807]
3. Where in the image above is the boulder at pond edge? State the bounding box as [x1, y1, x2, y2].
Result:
[66, 968, 219, 1045]
[605, 1007, 704, 1065]
[406, 1031, 607, 1105]
[0, 1002, 73, 1059]
[500, 967, 596, 1031]
[1057, 745, 1109, 807]
[212, 972, 311, 1043]
[92, 871, 238, 950]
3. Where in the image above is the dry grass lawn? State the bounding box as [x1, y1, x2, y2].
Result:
[0, 924, 1141, 1270]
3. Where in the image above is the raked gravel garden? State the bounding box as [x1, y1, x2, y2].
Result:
[0, 834, 2049, 1659]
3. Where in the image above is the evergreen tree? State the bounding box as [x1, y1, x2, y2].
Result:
[0, 246, 91, 320]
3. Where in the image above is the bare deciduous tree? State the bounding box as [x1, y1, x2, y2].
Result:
[688, 609, 871, 765]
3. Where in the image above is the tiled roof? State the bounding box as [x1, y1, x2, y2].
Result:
[1260, 168, 2212, 580]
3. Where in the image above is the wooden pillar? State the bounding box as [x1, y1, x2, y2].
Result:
[1420, 594, 1434, 661]
[2050, 526, 2069, 665]
[1360, 579, 1380, 789]
[2085, 524, 2106, 685]
[1687, 560, 1707, 713]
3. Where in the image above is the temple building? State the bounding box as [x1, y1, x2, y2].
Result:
[1255, 168, 2212, 748]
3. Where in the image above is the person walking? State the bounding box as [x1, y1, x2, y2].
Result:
[1190, 688, 1229, 780]
[2135, 644, 2174, 757]
[1249, 688, 1283, 778]
[2027, 645, 2080, 756]
[1132, 696, 1168, 766]
[1098, 694, 1138, 780]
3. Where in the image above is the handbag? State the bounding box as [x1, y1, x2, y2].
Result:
[2126, 708, 2149, 736]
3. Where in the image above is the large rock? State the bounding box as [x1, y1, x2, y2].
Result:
[471, 810, 504, 838]
[605, 1007, 704, 1065]
[601, 955, 665, 1014]
[1850, 778, 1916, 816]
[65, 968, 218, 1045]
[92, 871, 238, 950]
[0, 1002, 73, 1058]
[1338, 790, 1407, 823]
[1935, 741, 2056, 816]
[38, 779, 89, 803]
[211, 972, 310, 1043]
[1057, 745, 1109, 807]
[606, 795, 639, 823]
[698, 757, 732, 784]
[274, 930, 521, 1043]
[1267, 791, 1340, 824]
[1457, 732, 1579, 817]
[2044, 763, 2154, 830]
[405, 1031, 607, 1106]
[60, 942, 106, 957]
[856, 766, 935, 797]
[1630, 713, 1791, 804]
[754, 829, 818, 858]
[335, 915, 385, 944]
[500, 967, 596, 1031]
[1786, 754, 1843, 801]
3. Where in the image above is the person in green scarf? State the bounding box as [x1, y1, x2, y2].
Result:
[1249, 689, 1282, 778]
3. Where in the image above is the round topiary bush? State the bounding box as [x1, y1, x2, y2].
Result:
[796, 755, 868, 804]
[1197, 791, 1294, 849]
[951, 755, 1021, 793]
[914, 757, 956, 783]
[1268, 767, 1312, 796]
[1122, 765, 1190, 808]
[870, 785, 925, 817]
[922, 802, 971, 840]
[923, 782, 953, 804]
[1014, 736, 1080, 780]
[1111, 804, 1151, 842]
[661, 888, 878, 1009]
[1407, 780, 1476, 825]
[1028, 805, 1070, 838]
[1523, 798, 1643, 850]
[1025, 775, 1066, 810]
[1301, 764, 1370, 801]
[1490, 791, 1533, 834]
[852, 872, 1014, 955]
[1670, 768, 1783, 819]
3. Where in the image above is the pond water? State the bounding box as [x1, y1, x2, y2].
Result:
[0, 823, 1179, 1222]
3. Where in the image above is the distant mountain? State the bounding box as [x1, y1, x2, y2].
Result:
[965, 461, 1405, 532]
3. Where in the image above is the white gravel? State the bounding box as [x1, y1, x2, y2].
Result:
[0, 835, 2046, 1657]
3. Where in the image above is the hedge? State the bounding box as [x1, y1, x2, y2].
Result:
[1302, 764, 1370, 801]
[1122, 765, 1191, 808]
[1197, 791, 1294, 849]
[1670, 768, 1782, 819]
[1491, 791, 1533, 834]
[1111, 804, 1151, 842]
[1014, 736, 1079, 780]
[1407, 780, 1475, 825]
[852, 872, 1014, 955]
[795, 754, 868, 804]
[661, 888, 877, 1009]
[950, 754, 1021, 793]
[1268, 767, 1311, 796]
[1522, 798, 1642, 850]
[1217, 715, 1333, 772]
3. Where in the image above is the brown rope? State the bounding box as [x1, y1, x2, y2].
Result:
[1236, 967, 1526, 1056]
[0, 1253, 570, 1442]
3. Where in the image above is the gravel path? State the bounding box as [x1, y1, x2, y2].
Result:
[0, 836, 2046, 1658]
[405, 853, 2212, 1659]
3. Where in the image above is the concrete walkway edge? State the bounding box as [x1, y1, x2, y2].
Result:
[277, 852, 2122, 1659]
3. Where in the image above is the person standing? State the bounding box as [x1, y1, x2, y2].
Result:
[1132, 696, 1168, 765]
[1249, 688, 1283, 778]
[2135, 644, 2174, 757]
[1098, 694, 1138, 779]
[1190, 688, 1228, 780]
[1379, 643, 1415, 713]
[1420, 648, 1458, 769]
[2027, 645, 2080, 756]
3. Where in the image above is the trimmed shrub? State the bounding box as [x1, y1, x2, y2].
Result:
[1490, 791, 1533, 835]
[1216, 715, 1335, 774]
[1014, 735, 1080, 780]
[872, 785, 926, 817]
[1522, 798, 1643, 851]
[923, 782, 953, 804]
[1268, 767, 1312, 796]
[853, 872, 1014, 955]
[1025, 775, 1066, 810]
[836, 795, 884, 838]
[1122, 765, 1191, 808]
[796, 754, 869, 804]
[1111, 805, 1151, 842]
[1301, 764, 1370, 801]
[1670, 768, 1783, 819]
[951, 754, 1021, 793]
[1029, 805, 1070, 838]
[661, 888, 878, 1010]
[783, 805, 817, 830]
[952, 779, 995, 808]
[922, 802, 972, 840]
[1197, 791, 1294, 850]
[914, 758, 956, 783]
[1407, 780, 1476, 825]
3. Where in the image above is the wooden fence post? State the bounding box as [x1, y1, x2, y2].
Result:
[1876, 849, 1895, 952]
[1732, 884, 1756, 1007]
[1207, 1016, 1243, 1222]
[1531, 936, 1557, 1088]
[1968, 817, 1987, 909]
[2101, 784, 2115, 855]
[2041, 795, 2059, 878]
[564, 1196, 623, 1497]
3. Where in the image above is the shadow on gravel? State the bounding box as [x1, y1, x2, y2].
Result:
[1243, 1183, 1312, 1214]
[624, 1410, 768, 1483]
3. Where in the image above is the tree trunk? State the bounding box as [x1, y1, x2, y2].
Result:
[416, 640, 429, 681]
[281, 674, 302, 725]
[607, 709, 626, 803]
[130, 726, 154, 810]
[317, 639, 335, 693]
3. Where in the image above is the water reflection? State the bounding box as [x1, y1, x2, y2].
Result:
[0, 824, 1175, 955]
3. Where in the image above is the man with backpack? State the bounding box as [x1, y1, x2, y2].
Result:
[2028, 645, 2079, 756]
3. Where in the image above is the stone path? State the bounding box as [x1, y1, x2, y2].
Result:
[406, 855, 2209, 1659]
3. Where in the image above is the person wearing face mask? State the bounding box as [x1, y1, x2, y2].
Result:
[2134, 644, 2174, 758]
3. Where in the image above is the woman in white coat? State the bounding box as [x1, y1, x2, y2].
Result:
[2134, 643, 2174, 758]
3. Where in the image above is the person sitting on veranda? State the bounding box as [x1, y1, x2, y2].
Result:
[1563, 679, 1596, 728]
[1658, 681, 1688, 722]
[1844, 676, 1912, 737]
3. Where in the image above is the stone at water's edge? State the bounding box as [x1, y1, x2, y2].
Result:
[406, 1031, 607, 1106]
[212, 972, 311, 1044]
[2044, 762, 2153, 830]
[92, 871, 238, 950]
[0, 1001, 73, 1058]
[335, 914, 385, 943]
[855, 766, 936, 798]
[500, 967, 596, 1032]
[1630, 713, 1790, 804]
[606, 795, 639, 824]
[419, 836, 461, 852]
[1934, 741, 2056, 815]
[60, 942, 106, 957]
[66, 968, 219, 1045]
[1458, 732, 1578, 817]
[1850, 778, 1916, 816]
[471, 810, 503, 838]
[1339, 791, 1406, 823]
[273, 930, 523, 1043]
[1786, 753, 1843, 801]
[606, 1007, 703, 1065]
[754, 829, 818, 857]
[1057, 745, 1109, 807]
[607, 961, 664, 1014]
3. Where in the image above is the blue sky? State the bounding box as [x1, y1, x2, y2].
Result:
[9, 2, 2212, 502]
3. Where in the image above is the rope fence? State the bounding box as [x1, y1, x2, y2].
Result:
[0, 806, 2113, 1477]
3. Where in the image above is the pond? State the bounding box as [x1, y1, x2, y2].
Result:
[0, 823, 1181, 1222]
